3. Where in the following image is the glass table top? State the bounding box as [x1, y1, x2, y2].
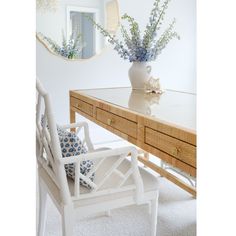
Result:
[77, 88, 196, 132]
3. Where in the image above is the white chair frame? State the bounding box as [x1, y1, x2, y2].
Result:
[36, 79, 159, 236]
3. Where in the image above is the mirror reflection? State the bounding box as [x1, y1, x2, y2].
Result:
[128, 90, 161, 116]
[36, 0, 120, 60]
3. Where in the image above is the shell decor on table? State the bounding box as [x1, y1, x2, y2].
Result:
[145, 77, 164, 94]
[87, 0, 180, 90]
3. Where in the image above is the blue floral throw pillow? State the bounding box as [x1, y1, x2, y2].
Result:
[40, 116, 94, 189]
[57, 127, 95, 189]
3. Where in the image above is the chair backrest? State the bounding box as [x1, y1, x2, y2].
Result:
[36, 78, 72, 204]
[36, 79, 144, 205]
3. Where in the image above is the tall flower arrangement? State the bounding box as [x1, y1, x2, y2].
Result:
[87, 0, 179, 62]
[41, 31, 85, 59]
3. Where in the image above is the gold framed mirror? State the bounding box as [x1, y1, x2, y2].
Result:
[36, 0, 120, 60]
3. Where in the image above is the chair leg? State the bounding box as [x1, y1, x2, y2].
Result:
[150, 198, 158, 236]
[62, 205, 74, 236]
[38, 180, 47, 236]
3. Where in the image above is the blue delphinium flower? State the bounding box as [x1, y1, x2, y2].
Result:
[42, 31, 84, 59]
[86, 0, 180, 62]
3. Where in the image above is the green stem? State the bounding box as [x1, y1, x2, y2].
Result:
[150, 1, 168, 37]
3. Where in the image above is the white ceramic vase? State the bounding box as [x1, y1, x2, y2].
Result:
[128, 62, 152, 90]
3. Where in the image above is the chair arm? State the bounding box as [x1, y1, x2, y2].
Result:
[56, 146, 137, 165]
[59, 122, 88, 130]
[56, 146, 144, 203]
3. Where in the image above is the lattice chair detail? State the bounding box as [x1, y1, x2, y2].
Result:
[36, 78, 159, 236]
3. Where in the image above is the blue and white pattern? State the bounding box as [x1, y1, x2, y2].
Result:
[57, 127, 95, 189]
[40, 116, 94, 189]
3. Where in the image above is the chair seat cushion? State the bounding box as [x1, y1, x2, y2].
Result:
[68, 157, 159, 208]
[38, 155, 159, 211]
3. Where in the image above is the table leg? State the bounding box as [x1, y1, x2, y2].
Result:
[138, 149, 150, 168]
[70, 108, 76, 132]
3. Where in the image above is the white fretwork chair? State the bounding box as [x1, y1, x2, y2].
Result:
[36, 79, 159, 236]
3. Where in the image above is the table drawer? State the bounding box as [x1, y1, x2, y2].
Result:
[145, 127, 196, 167]
[96, 108, 137, 138]
[71, 97, 93, 117]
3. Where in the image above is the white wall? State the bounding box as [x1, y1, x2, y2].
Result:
[37, 0, 105, 45]
[37, 0, 196, 144]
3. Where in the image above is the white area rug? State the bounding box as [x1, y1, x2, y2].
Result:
[44, 177, 196, 236]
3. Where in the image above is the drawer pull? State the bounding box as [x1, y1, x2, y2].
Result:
[76, 103, 81, 108]
[107, 118, 114, 125]
[173, 147, 181, 156]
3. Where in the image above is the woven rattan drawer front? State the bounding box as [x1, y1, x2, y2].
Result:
[71, 97, 93, 117]
[145, 127, 196, 167]
[96, 108, 137, 139]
